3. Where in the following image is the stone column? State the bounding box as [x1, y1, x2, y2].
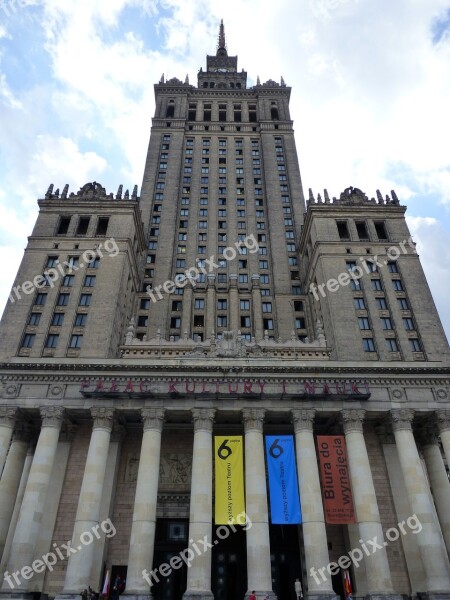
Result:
[0, 424, 31, 562]
[420, 426, 450, 556]
[391, 409, 450, 594]
[1, 406, 64, 593]
[342, 410, 398, 598]
[183, 408, 215, 600]
[436, 409, 450, 471]
[181, 286, 193, 337]
[229, 275, 239, 332]
[0, 445, 33, 576]
[206, 274, 216, 336]
[58, 408, 115, 597]
[0, 407, 17, 476]
[251, 275, 263, 341]
[291, 410, 338, 600]
[126, 408, 165, 599]
[242, 408, 275, 600]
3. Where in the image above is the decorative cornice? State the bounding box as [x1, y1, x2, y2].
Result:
[40, 406, 65, 428]
[436, 409, 450, 434]
[341, 409, 366, 434]
[242, 408, 266, 432]
[90, 408, 115, 432]
[391, 409, 415, 432]
[291, 409, 316, 433]
[142, 408, 165, 432]
[0, 405, 18, 428]
[191, 408, 215, 432]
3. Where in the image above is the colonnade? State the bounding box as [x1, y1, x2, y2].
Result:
[0, 406, 450, 600]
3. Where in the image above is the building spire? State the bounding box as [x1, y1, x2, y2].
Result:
[217, 19, 227, 56]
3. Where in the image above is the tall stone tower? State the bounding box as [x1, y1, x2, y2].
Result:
[0, 21, 449, 600]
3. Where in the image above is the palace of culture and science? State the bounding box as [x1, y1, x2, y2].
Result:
[0, 21, 449, 600]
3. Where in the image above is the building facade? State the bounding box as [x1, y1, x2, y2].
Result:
[0, 21, 450, 600]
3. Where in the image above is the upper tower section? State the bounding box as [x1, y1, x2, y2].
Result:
[198, 20, 247, 90]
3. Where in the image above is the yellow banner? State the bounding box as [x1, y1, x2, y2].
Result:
[215, 436, 245, 525]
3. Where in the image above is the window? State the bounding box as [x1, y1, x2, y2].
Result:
[87, 257, 100, 268]
[217, 316, 228, 327]
[262, 302, 272, 313]
[238, 222, 246, 230]
[194, 299, 205, 310]
[76, 217, 90, 235]
[374, 221, 388, 240]
[51, 312, 65, 326]
[150, 228, 159, 236]
[294, 301, 304, 312]
[337, 221, 350, 240]
[57, 216, 71, 235]
[358, 317, 370, 330]
[171, 301, 182, 312]
[365, 260, 378, 273]
[46, 334, 59, 349]
[238, 260, 247, 269]
[355, 221, 369, 240]
[363, 338, 376, 352]
[28, 312, 41, 326]
[22, 333, 35, 348]
[152, 216, 161, 224]
[70, 335, 83, 349]
[259, 260, 268, 269]
[47, 256, 59, 268]
[354, 298, 366, 310]
[375, 297, 388, 310]
[35, 293, 47, 305]
[96, 217, 109, 236]
[386, 338, 399, 352]
[239, 274, 248, 283]
[79, 294, 92, 307]
[371, 279, 383, 291]
[241, 316, 251, 328]
[288, 257, 298, 266]
[170, 317, 181, 328]
[263, 318, 274, 330]
[381, 317, 393, 330]
[83, 276, 96, 287]
[259, 247, 267, 255]
[403, 318, 415, 330]
[261, 289, 270, 296]
[392, 280, 404, 291]
[285, 231, 294, 239]
[295, 318, 306, 329]
[217, 273, 227, 283]
[137, 316, 148, 327]
[62, 275, 74, 287]
[350, 279, 362, 291]
[292, 286, 301, 295]
[240, 300, 250, 310]
[397, 298, 409, 310]
[199, 209, 208, 217]
[57, 293, 70, 306]
[217, 299, 227, 310]
[260, 275, 269, 284]
[409, 338, 422, 352]
[176, 259, 186, 268]
[387, 261, 398, 273]
[75, 313, 88, 326]
[199, 221, 208, 229]
[197, 246, 206, 254]
[194, 315, 204, 327]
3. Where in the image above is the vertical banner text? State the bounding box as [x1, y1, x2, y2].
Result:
[215, 436, 245, 524]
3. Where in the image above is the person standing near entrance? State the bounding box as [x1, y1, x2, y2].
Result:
[294, 578, 303, 600]
[249, 591, 257, 600]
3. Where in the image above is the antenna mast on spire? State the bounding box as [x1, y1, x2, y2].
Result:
[217, 19, 227, 55]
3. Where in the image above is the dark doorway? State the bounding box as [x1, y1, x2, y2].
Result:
[331, 571, 346, 600]
[211, 524, 247, 600]
[269, 525, 303, 600]
[152, 519, 189, 600]
[110, 565, 127, 600]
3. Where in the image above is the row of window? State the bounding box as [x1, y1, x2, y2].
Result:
[56, 215, 109, 237]
[337, 219, 388, 242]
[363, 337, 422, 353]
[22, 333, 83, 349]
[33, 292, 92, 307]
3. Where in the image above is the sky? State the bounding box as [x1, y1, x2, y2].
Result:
[0, 0, 450, 341]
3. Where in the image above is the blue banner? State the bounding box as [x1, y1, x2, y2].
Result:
[265, 435, 302, 524]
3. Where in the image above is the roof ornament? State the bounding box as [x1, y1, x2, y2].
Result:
[216, 19, 227, 56]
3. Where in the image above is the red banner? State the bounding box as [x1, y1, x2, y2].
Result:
[317, 436, 355, 524]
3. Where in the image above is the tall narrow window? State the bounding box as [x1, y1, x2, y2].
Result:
[76, 217, 90, 235]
